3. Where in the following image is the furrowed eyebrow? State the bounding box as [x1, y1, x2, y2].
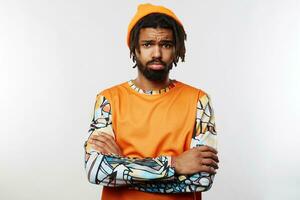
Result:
[140, 40, 154, 43]
[160, 40, 174, 44]
[140, 40, 174, 44]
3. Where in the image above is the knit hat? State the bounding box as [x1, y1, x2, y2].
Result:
[127, 3, 184, 47]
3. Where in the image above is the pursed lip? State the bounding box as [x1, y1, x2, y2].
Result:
[148, 62, 164, 66]
[150, 63, 163, 66]
[148, 62, 165, 70]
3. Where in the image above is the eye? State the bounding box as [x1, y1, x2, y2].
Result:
[142, 43, 151, 48]
[162, 43, 173, 49]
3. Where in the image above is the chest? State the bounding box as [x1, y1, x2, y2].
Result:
[111, 94, 198, 157]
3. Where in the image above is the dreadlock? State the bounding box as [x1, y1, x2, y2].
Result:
[129, 13, 187, 68]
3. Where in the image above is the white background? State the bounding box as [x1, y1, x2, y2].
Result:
[1, 0, 299, 199]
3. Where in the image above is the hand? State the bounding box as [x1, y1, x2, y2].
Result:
[172, 145, 219, 175]
[88, 132, 123, 156]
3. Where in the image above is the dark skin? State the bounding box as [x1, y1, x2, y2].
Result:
[88, 27, 219, 175]
[134, 28, 175, 90]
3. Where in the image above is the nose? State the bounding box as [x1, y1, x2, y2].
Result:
[152, 45, 162, 59]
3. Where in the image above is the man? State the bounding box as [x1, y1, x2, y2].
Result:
[84, 3, 218, 200]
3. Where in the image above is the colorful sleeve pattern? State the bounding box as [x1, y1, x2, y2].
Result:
[130, 94, 218, 193]
[84, 95, 175, 186]
[84, 93, 217, 193]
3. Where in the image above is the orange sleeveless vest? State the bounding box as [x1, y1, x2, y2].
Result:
[100, 81, 205, 200]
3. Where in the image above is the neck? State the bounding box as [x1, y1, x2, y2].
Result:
[134, 71, 170, 91]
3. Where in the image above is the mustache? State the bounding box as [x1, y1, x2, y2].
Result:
[147, 59, 167, 66]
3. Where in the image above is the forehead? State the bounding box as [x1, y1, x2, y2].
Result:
[139, 28, 173, 41]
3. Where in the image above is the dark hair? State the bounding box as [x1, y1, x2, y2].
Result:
[129, 13, 187, 68]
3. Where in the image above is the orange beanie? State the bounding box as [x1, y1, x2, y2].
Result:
[127, 3, 184, 48]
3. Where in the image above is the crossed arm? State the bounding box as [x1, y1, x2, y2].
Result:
[84, 93, 218, 193]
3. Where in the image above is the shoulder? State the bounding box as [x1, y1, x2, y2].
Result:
[175, 80, 216, 107]
[95, 81, 128, 99]
[176, 80, 208, 99]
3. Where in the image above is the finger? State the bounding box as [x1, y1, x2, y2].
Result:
[200, 152, 219, 162]
[196, 145, 218, 154]
[93, 131, 115, 141]
[91, 134, 114, 145]
[91, 133, 115, 145]
[90, 132, 122, 155]
[96, 135, 119, 151]
[94, 130, 112, 136]
[90, 133, 106, 140]
[201, 158, 219, 169]
[90, 137, 118, 155]
[91, 139, 118, 154]
[98, 132, 115, 139]
[199, 165, 216, 174]
[88, 136, 97, 144]
[90, 131, 114, 141]
[98, 134, 122, 155]
[91, 144, 106, 153]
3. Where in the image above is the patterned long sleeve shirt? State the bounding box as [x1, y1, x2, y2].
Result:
[84, 80, 217, 193]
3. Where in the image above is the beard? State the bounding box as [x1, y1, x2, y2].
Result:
[136, 58, 173, 82]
